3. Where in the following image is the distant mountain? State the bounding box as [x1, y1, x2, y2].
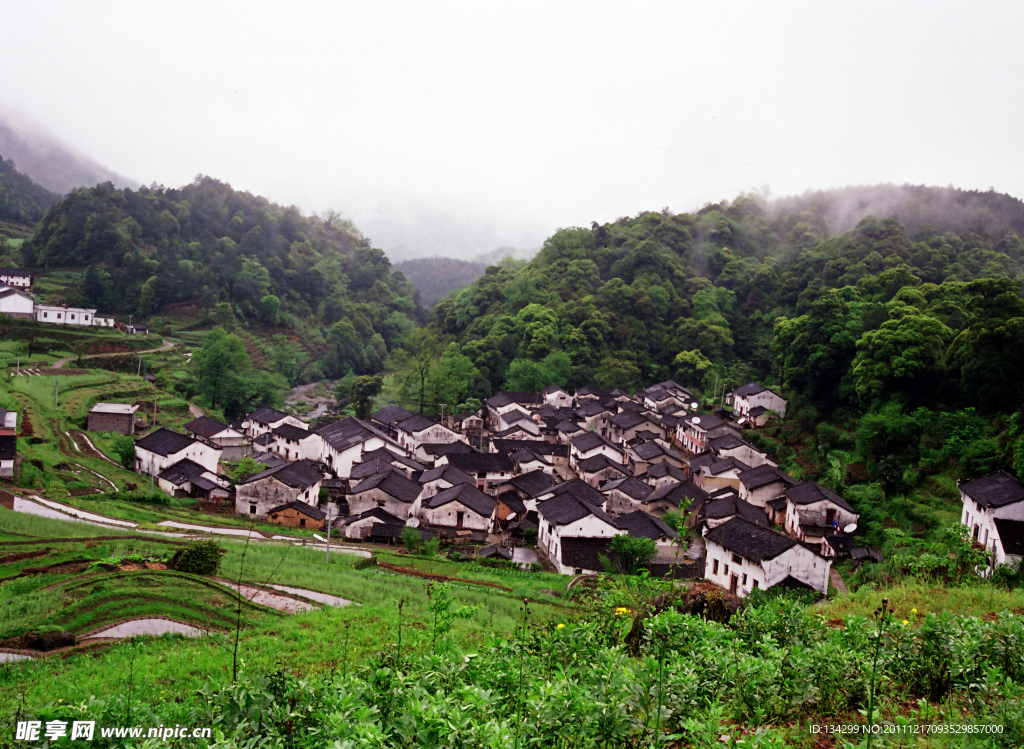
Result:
[473, 245, 538, 265]
[0, 154, 61, 226]
[0, 118, 139, 195]
[394, 256, 489, 307]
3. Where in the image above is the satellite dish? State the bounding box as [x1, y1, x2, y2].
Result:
[507, 512, 517, 521]
[691, 416, 701, 424]
[843, 523, 857, 534]
[406, 517, 420, 528]
[313, 533, 327, 543]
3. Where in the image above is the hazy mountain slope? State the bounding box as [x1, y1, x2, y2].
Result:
[394, 256, 488, 307]
[0, 154, 61, 225]
[0, 119, 139, 194]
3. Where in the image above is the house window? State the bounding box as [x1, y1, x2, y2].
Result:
[732, 553, 741, 564]
[724, 564, 729, 575]
[300, 519, 306, 527]
[742, 574, 747, 585]
[712, 559, 719, 574]
[43, 312, 47, 318]
[753, 580, 759, 588]
[249, 504, 257, 514]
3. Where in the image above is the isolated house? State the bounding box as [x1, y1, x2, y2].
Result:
[704, 516, 830, 596]
[92, 312, 116, 328]
[135, 427, 221, 478]
[0, 284, 35, 319]
[184, 415, 249, 461]
[537, 492, 624, 575]
[347, 469, 422, 519]
[730, 382, 788, 420]
[737, 464, 797, 508]
[0, 407, 17, 478]
[601, 476, 655, 517]
[88, 403, 139, 435]
[959, 470, 1024, 567]
[235, 459, 323, 519]
[34, 303, 96, 326]
[0, 268, 31, 289]
[417, 482, 497, 532]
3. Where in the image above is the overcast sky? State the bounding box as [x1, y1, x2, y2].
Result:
[2, 1, 1022, 259]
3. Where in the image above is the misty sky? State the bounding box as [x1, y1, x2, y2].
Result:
[3, 1, 1022, 260]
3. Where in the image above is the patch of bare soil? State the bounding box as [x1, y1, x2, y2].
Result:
[376, 561, 513, 592]
[0, 548, 52, 565]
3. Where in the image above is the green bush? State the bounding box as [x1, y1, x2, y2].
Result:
[174, 540, 222, 575]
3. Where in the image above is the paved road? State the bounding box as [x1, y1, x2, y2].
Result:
[51, 340, 175, 369]
[830, 568, 849, 595]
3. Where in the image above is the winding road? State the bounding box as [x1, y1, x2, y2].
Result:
[51, 340, 176, 369]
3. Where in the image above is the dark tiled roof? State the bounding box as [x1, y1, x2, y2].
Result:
[704, 496, 769, 526]
[350, 470, 421, 503]
[748, 406, 769, 417]
[708, 434, 748, 451]
[479, 544, 514, 560]
[705, 456, 751, 475]
[615, 510, 679, 541]
[419, 442, 475, 458]
[339, 507, 405, 527]
[184, 416, 230, 439]
[267, 500, 325, 520]
[317, 416, 399, 453]
[960, 471, 1024, 509]
[507, 470, 555, 496]
[631, 441, 671, 461]
[157, 458, 207, 485]
[444, 452, 514, 474]
[396, 413, 438, 433]
[541, 384, 569, 395]
[350, 458, 400, 480]
[371, 404, 414, 427]
[570, 431, 622, 454]
[540, 478, 607, 504]
[248, 406, 290, 425]
[427, 483, 497, 517]
[370, 523, 438, 541]
[254, 432, 276, 446]
[577, 453, 628, 475]
[510, 447, 550, 465]
[644, 462, 688, 482]
[733, 382, 768, 397]
[256, 452, 288, 468]
[767, 496, 788, 511]
[0, 267, 30, 276]
[273, 423, 313, 441]
[497, 492, 527, 515]
[704, 516, 799, 561]
[241, 459, 322, 490]
[419, 463, 476, 487]
[644, 480, 708, 510]
[576, 402, 611, 418]
[826, 535, 858, 556]
[361, 447, 425, 470]
[683, 412, 724, 431]
[322, 478, 346, 489]
[136, 428, 195, 457]
[994, 518, 1024, 556]
[738, 464, 797, 491]
[784, 481, 856, 513]
[492, 425, 540, 439]
[609, 410, 650, 429]
[538, 492, 616, 527]
[601, 476, 654, 501]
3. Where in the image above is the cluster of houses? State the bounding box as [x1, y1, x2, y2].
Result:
[0, 269, 147, 332]
[95, 377, 874, 597]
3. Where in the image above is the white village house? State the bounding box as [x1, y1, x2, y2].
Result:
[134, 428, 221, 479]
[960, 470, 1024, 568]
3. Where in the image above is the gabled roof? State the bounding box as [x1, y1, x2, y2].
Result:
[704, 495, 769, 526]
[317, 416, 401, 453]
[643, 462, 688, 482]
[267, 500, 326, 520]
[157, 458, 207, 486]
[361, 447, 425, 471]
[426, 482, 497, 517]
[644, 480, 708, 509]
[510, 447, 550, 466]
[682, 412, 725, 431]
[0, 267, 30, 276]
[994, 518, 1024, 556]
[418, 442, 472, 459]
[371, 404, 414, 428]
[184, 415, 231, 439]
[273, 423, 314, 441]
[570, 431, 623, 454]
[704, 456, 751, 476]
[708, 434, 749, 452]
[960, 471, 1024, 509]
[733, 382, 769, 397]
[630, 441, 673, 461]
[738, 464, 797, 491]
[537, 492, 617, 527]
[136, 428, 196, 457]
[248, 406, 291, 425]
[253, 432, 276, 446]
[497, 492, 527, 515]
[576, 453, 628, 476]
[541, 384, 569, 395]
[539, 478, 607, 505]
[492, 438, 568, 457]
[339, 507, 405, 528]
[615, 510, 680, 541]
[350, 458, 401, 480]
[506, 469, 555, 496]
[396, 413, 439, 434]
[608, 410, 653, 430]
[704, 516, 799, 562]
[444, 452, 514, 474]
[419, 463, 476, 487]
[479, 544, 514, 560]
[256, 452, 289, 468]
[241, 459, 322, 490]
[349, 470, 421, 503]
[555, 420, 584, 434]
[601, 476, 654, 501]
[576, 401, 611, 418]
[486, 391, 542, 407]
[784, 481, 856, 513]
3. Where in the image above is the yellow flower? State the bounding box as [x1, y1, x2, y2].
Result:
[556, 623, 565, 629]
[614, 607, 630, 616]
[911, 608, 918, 615]
[902, 620, 909, 626]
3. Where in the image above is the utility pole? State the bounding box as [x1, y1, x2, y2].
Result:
[55, 380, 59, 410]
[137, 356, 142, 380]
[16, 354, 20, 376]
[325, 507, 331, 564]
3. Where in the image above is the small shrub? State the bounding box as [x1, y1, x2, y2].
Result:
[173, 540, 222, 575]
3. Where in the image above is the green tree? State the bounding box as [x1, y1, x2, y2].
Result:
[259, 294, 281, 324]
[608, 535, 657, 574]
[387, 329, 443, 413]
[111, 436, 135, 468]
[191, 327, 250, 410]
[350, 375, 383, 418]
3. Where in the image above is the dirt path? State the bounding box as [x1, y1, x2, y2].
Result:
[188, 403, 203, 417]
[216, 580, 317, 613]
[81, 618, 206, 640]
[268, 584, 353, 607]
[51, 340, 175, 369]
[830, 568, 849, 595]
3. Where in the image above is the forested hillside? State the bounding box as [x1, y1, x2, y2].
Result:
[433, 185, 1024, 415]
[394, 256, 488, 307]
[24, 177, 425, 381]
[0, 153, 60, 225]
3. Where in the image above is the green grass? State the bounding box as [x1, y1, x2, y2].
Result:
[817, 581, 1024, 621]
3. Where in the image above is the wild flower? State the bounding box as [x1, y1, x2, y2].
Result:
[614, 607, 630, 616]
[911, 608, 918, 615]
[556, 623, 565, 629]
